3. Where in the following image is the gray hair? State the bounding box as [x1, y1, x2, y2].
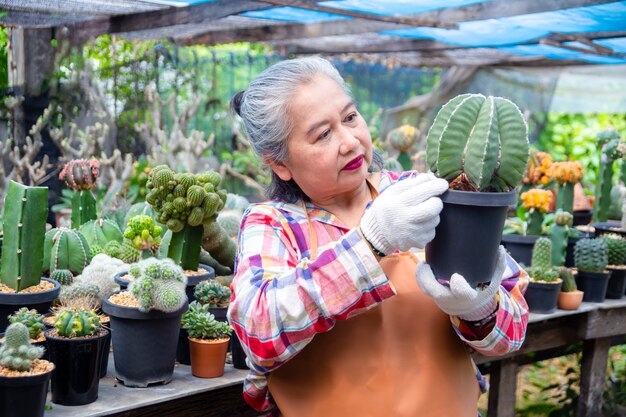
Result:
[231, 56, 381, 202]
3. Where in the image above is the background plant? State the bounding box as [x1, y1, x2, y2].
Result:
[181, 301, 232, 340]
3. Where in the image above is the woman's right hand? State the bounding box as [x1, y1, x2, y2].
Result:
[360, 174, 449, 255]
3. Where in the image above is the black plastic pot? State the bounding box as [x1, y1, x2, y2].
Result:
[576, 270, 611, 302]
[606, 267, 626, 299]
[0, 278, 61, 333]
[45, 328, 108, 406]
[0, 365, 53, 417]
[113, 271, 130, 290]
[591, 221, 626, 238]
[185, 263, 215, 303]
[177, 327, 192, 365]
[500, 234, 539, 267]
[425, 190, 516, 287]
[573, 210, 593, 226]
[230, 333, 249, 370]
[99, 328, 111, 378]
[102, 291, 188, 387]
[525, 281, 562, 314]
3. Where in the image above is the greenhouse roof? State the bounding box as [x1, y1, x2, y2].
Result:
[2, 0, 626, 66]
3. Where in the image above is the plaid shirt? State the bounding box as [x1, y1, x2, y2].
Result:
[228, 171, 529, 415]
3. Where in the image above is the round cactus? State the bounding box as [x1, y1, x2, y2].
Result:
[426, 93, 529, 192]
[0, 323, 44, 371]
[217, 210, 243, 240]
[59, 159, 100, 191]
[574, 238, 608, 273]
[50, 269, 74, 286]
[128, 258, 188, 313]
[54, 309, 101, 337]
[600, 233, 626, 266]
[43, 227, 90, 276]
[124, 215, 162, 251]
[79, 218, 123, 248]
[8, 307, 45, 339]
[194, 279, 232, 308]
[60, 282, 101, 302]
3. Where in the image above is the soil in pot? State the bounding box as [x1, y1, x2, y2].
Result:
[0, 278, 61, 333]
[557, 290, 584, 310]
[576, 270, 611, 302]
[606, 266, 626, 299]
[189, 337, 230, 378]
[525, 280, 562, 314]
[591, 221, 626, 239]
[0, 360, 54, 417]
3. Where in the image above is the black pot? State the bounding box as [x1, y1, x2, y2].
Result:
[45, 328, 109, 406]
[576, 270, 611, 302]
[177, 327, 192, 365]
[99, 328, 111, 378]
[113, 270, 130, 290]
[185, 263, 215, 303]
[425, 190, 516, 287]
[102, 291, 188, 387]
[591, 221, 626, 238]
[606, 267, 626, 299]
[0, 278, 61, 333]
[525, 280, 562, 314]
[500, 234, 539, 268]
[573, 210, 593, 226]
[230, 333, 249, 370]
[0, 365, 53, 417]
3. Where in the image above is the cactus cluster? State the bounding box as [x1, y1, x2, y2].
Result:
[0, 181, 48, 291]
[0, 323, 45, 371]
[550, 211, 573, 267]
[8, 307, 45, 339]
[104, 240, 141, 264]
[594, 128, 625, 222]
[426, 93, 529, 192]
[79, 218, 123, 249]
[128, 258, 188, 313]
[61, 254, 128, 305]
[559, 267, 577, 292]
[54, 309, 101, 337]
[181, 301, 232, 340]
[124, 215, 162, 252]
[43, 227, 91, 280]
[194, 279, 232, 308]
[530, 237, 559, 282]
[600, 233, 626, 266]
[574, 238, 608, 273]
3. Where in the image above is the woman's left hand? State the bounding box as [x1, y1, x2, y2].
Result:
[414, 246, 508, 320]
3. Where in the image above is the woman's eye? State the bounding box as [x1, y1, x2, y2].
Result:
[345, 112, 357, 123]
[318, 129, 331, 141]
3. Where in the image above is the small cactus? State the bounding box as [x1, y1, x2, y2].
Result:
[8, 307, 45, 339]
[559, 267, 577, 292]
[0, 323, 44, 371]
[530, 237, 559, 282]
[600, 233, 626, 266]
[594, 128, 624, 222]
[128, 258, 188, 313]
[550, 211, 573, 267]
[386, 125, 419, 170]
[50, 269, 74, 286]
[43, 227, 90, 277]
[62, 254, 128, 305]
[574, 238, 608, 273]
[60, 160, 100, 228]
[54, 309, 101, 337]
[194, 280, 232, 308]
[181, 301, 232, 340]
[124, 215, 162, 252]
[104, 240, 141, 264]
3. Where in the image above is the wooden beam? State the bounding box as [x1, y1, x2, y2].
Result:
[541, 38, 626, 58]
[487, 358, 518, 417]
[577, 337, 612, 417]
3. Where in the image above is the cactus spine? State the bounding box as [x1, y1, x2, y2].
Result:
[54, 309, 101, 337]
[128, 258, 188, 313]
[0, 323, 44, 371]
[8, 307, 45, 339]
[559, 267, 577, 292]
[43, 228, 90, 277]
[600, 233, 626, 266]
[426, 94, 529, 192]
[574, 238, 608, 273]
[0, 181, 48, 291]
[550, 211, 572, 267]
[530, 237, 559, 282]
[59, 159, 99, 228]
[594, 129, 623, 222]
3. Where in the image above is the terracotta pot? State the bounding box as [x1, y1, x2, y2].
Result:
[557, 290, 584, 310]
[189, 337, 230, 378]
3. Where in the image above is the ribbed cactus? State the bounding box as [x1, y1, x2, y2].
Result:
[551, 211, 573, 267]
[104, 240, 141, 264]
[124, 202, 157, 228]
[54, 309, 101, 337]
[128, 258, 188, 313]
[559, 267, 577, 292]
[79, 218, 123, 249]
[426, 94, 529, 192]
[594, 129, 624, 222]
[124, 215, 162, 253]
[50, 269, 74, 286]
[43, 227, 90, 277]
[600, 233, 626, 266]
[0, 180, 48, 291]
[60, 159, 99, 228]
[0, 323, 44, 371]
[574, 238, 608, 273]
[530, 237, 559, 282]
[146, 165, 227, 270]
[8, 307, 45, 339]
[194, 279, 232, 308]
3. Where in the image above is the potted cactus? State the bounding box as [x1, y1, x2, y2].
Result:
[524, 238, 562, 314]
[44, 308, 108, 405]
[79, 218, 123, 255]
[574, 238, 610, 302]
[59, 159, 100, 229]
[102, 258, 188, 387]
[593, 129, 623, 225]
[181, 301, 232, 378]
[42, 227, 91, 286]
[600, 233, 626, 298]
[0, 323, 54, 417]
[5, 308, 46, 357]
[0, 181, 61, 333]
[557, 267, 584, 311]
[425, 94, 530, 286]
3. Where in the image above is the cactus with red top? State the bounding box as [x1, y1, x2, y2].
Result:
[59, 159, 99, 228]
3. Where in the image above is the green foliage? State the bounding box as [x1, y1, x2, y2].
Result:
[123, 157, 152, 204]
[194, 279, 232, 308]
[8, 307, 45, 339]
[54, 309, 101, 337]
[181, 301, 232, 340]
[600, 233, 626, 266]
[0, 323, 44, 371]
[0, 26, 7, 89]
[574, 238, 608, 273]
[128, 258, 187, 313]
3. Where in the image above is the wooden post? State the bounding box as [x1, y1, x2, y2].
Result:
[487, 357, 518, 417]
[577, 336, 611, 417]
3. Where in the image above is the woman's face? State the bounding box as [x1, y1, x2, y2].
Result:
[270, 73, 373, 203]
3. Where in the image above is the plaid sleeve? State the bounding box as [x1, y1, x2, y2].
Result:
[227, 204, 394, 411]
[452, 253, 530, 356]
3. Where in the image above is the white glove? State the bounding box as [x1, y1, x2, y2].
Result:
[415, 246, 508, 320]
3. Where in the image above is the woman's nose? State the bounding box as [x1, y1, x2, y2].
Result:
[338, 127, 359, 154]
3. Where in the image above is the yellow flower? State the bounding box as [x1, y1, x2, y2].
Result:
[548, 161, 584, 185]
[523, 150, 553, 185]
[521, 189, 553, 213]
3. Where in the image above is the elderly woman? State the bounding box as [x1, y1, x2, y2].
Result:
[227, 56, 528, 417]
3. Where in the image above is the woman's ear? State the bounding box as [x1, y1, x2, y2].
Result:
[266, 159, 293, 181]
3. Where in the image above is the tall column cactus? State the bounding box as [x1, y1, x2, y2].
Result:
[593, 129, 625, 222]
[59, 159, 100, 229]
[550, 211, 573, 267]
[426, 94, 529, 192]
[530, 237, 559, 282]
[0, 181, 48, 291]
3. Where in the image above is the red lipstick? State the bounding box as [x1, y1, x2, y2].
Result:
[343, 155, 364, 171]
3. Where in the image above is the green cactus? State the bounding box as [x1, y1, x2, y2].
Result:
[59, 159, 100, 228]
[60, 282, 100, 302]
[202, 222, 237, 271]
[555, 182, 574, 214]
[223, 193, 250, 212]
[530, 237, 559, 282]
[217, 210, 243, 240]
[79, 218, 123, 248]
[124, 215, 162, 252]
[181, 301, 233, 340]
[124, 202, 157, 229]
[8, 307, 45, 339]
[600, 233, 626, 266]
[89, 245, 104, 258]
[104, 240, 141, 263]
[0, 323, 45, 371]
[426, 94, 529, 192]
[559, 267, 577, 292]
[194, 279, 232, 308]
[128, 258, 188, 313]
[594, 129, 624, 222]
[50, 269, 74, 286]
[54, 309, 101, 337]
[574, 238, 609, 273]
[551, 211, 573, 267]
[43, 227, 90, 276]
[526, 209, 544, 236]
[0, 180, 48, 291]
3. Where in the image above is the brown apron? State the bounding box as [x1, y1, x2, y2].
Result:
[267, 185, 479, 417]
